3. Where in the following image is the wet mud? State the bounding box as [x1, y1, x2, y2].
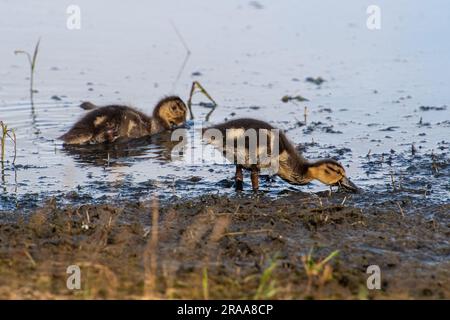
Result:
[0, 188, 448, 299]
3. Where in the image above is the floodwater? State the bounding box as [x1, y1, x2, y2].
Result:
[1, 0, 449, 211]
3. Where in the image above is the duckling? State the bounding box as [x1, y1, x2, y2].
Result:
[59, 96, 187, 145]
[203, 118, 358, 192]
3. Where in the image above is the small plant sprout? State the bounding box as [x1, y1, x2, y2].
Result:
[144, 196, 160, 296]
[254, 257, 278, 299]
[431, 149, 439, 174]
[302, 248, 339, 292]
[187, 81, 217, 121]
[411, 143, 417, 156]
[202, 267, 209, 300]
[14, 38, 41, 97]
[0, 121, 17, 165]
[390, 171, 396, 191]
[304, 106, 308, 124]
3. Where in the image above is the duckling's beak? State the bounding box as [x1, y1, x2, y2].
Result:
[171, 122, 189, 130]
[338, 176, 359, 193]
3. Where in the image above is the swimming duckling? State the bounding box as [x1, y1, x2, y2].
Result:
[203, 118, 358, 192]
[59, 96, 187, 145]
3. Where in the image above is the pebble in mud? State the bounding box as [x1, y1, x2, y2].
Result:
[216, 178, 234, 188]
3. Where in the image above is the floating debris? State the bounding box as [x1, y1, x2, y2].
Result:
[249, 1, 264, 9]
[419, 105, 447, 111]
[380, 126, 400, 132]
[305, 77, 325, 85]
[79, 101, 97, 110]
[281, 95, 309, 103]
[318, 107, 332, 113]
[303, 121, 342, 134]
[335, 147, 352, 156]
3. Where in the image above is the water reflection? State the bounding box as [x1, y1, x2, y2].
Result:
[61, 130, 186, 167]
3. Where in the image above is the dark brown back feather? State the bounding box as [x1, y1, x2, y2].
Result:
[59, 105, 150, 143]
[204, 118, 306, 159]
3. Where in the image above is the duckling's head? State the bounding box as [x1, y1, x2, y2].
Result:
[307, 159, 358, 192]
[153, 96, 187, 129]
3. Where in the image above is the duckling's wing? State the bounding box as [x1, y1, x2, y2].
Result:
[117, 110, 150, 138]
[59, 106, 119, 144]
[91, 127, 119, 144]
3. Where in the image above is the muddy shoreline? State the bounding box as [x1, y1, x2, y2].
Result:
[1, 135, 448, 299]
[0, 188, 448, 299]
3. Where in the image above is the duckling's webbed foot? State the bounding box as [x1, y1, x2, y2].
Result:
[235, 165, 244, 191]
[251, 166, 260, 192]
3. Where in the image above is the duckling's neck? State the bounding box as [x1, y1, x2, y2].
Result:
[277, 149, 313, 184]
[148, 117, 166, 135]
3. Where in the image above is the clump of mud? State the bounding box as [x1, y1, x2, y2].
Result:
[0, 190, 448, 299]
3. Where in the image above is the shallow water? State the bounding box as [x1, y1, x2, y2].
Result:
[1, 0, 449, 210]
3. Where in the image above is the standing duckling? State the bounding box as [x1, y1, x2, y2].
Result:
[59, 96, 187, 145]
[203, 118, 358, 192]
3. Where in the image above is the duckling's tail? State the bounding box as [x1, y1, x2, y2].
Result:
[58, 129, 92, 145]
[80, 101, 97, 110]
